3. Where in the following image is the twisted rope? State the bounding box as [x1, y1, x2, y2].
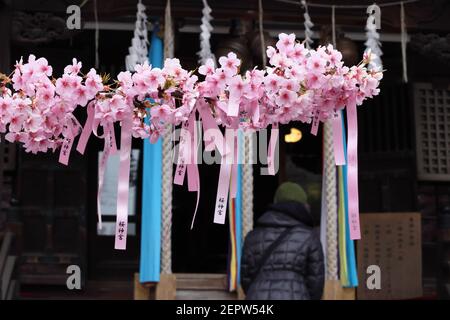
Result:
[301, 0, 314, 49]
[161, 0, 174, 275]
[164, 0, 174, 61]
[242, 133, 254, 239]
[324, 121, 338, 280]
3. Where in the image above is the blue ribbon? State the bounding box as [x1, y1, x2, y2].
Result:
[139, 26, 164, 283]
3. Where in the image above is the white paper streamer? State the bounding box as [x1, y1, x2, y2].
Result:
[125, 0, 149, 72]
[302, 0, 314, 49]
[364, 4, 383, 70]
[400, 2, 408, 83]
[197, 0, 216, 65]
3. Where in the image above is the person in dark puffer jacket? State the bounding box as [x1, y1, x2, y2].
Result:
[241, 182, 324, 300]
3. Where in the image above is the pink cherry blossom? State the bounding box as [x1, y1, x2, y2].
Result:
[228, 76, 246, 95]
[266, 46, 276, 59]
[145, 68, 165, 92]
[0, 32, 382, 157]
[35, 57, 53, 77]
[199, 58, 215, 76]
[276, 89, 296, 107]
[85, 68, 103, 97]
[289, 43, 308, 62]
[265, 73, 282, 92]
[218, 52, 240, 76]
[64, 58, 82, 75]
[306, 52, 326, 75]
[73, 85, 90, 107]
[276, 33, 296, 54]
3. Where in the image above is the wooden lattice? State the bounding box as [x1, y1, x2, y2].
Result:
[414, 83, 450, 181]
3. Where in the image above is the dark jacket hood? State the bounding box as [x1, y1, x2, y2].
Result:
[256, 201, 315, 228]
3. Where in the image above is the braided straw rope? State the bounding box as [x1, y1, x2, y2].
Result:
[324, 121, 338, 280]
[161, 0, 174, 274]
[242, 133, 254, 239]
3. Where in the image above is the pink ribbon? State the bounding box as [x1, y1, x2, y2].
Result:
[346, 94, 361, 240]
[97, 126, 113, 231]
[213, 160, 232, 224]
[250, 99, 260, 124]
[174, 120, 190, 186]
[198, 101, 226, 155]
[76, 102, 95, 155]
[186, 112, 201, 229]
[173, 111, 201, 229]
[331, 110, 346, 166]
[187, 113, 199, 192]
[114, 116, 133, 250]
[59, 114, 81, 166]
[267, 123, 279, 176]
[108, 124, 118, 155]
[97, 124, 117, 228]
[213, 129, 234, 224]
[227, 91, 240, 117]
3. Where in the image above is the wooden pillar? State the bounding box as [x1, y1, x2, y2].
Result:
[134, 273, 152, 300]
[322, 280, 355, 300]
[155, 273, 176, 300]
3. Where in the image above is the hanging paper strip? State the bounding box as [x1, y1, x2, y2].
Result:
[214, 130, 234, 224]
[346, 94, 361, 240]
[341, 112, 358, 287]
[331, 111, 345, 166]
[114, 116, 133, 250]
[139, 27, 164, 283]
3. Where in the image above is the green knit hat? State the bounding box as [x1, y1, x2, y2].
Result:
[273, 182, 308, 204]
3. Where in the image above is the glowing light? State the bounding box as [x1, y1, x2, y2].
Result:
[284, 128, 302, 143]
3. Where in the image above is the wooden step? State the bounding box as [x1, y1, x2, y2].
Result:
[174, 273, 237, 300]
[176, 273, 228, 290]
[134, 273, 239, 300]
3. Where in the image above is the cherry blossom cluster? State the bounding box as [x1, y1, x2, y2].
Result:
[0, 33, 382, 154]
